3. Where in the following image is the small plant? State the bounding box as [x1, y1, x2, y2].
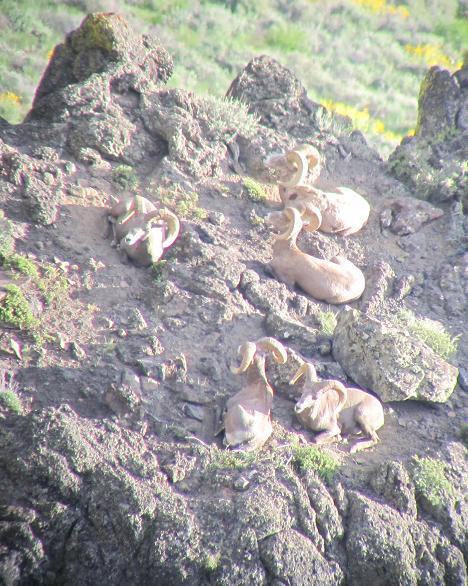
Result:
[197, 95, 259, 140]
[292, 445, 339, 482]
[459, 423, 468, 448]
[243, 177, 267, 202]
[37, 265, 69, 305]
[152, 184, 207, 220]
[152, 260, 168, 283]
[0, 284, 38, 330]
[0, 370, 22, 414]
[111, 165, 139, 191]
[317, 310, 337, 337]
[248, 209, 265, 227]
[412, 456, 455, 507]
[203, 552, 221, 573]
[0, 213, 15, 259]
[3, 253, 39, 279]
[208, 448, 256, 470]
[396, 309, 460, 359]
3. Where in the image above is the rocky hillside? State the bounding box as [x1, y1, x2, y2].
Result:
[0, 13, 467, 585]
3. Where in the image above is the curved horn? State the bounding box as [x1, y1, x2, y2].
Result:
[301, 203, 322, 233]
[159, 209, 180, 249]
[255, 337, 287, 364]
[279, 150, 309, 188]
[230, 341, 257, 374]
[277, 207, 303, 241]
[329, 380, 347, 410]
[289, 362, 318, 385]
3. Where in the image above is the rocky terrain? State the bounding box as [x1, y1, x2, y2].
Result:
[0, 13, 467, 586]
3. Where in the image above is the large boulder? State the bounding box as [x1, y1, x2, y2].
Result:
[332, 307, 458, 402]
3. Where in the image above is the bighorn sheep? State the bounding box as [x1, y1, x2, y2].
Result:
[277, 185, 370, 236]
[265, 144, 322, 188]
[222, 337, 287, 451]
[269, 206, 365, 304]
[108, 194, 159, 243]
[291, 362, 384, 453]
[119, 208, 180, 267]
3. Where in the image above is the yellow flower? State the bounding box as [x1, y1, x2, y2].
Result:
[0, 91, 21, 104]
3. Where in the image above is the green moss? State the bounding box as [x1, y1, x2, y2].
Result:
[0, 390, 23, 414]
[243, 177, 267, 202]
[293, 445, 339, 482]
[412, 456, 455, 507]
[0, 284, 38, 330]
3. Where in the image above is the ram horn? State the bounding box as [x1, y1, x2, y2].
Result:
[301, 203, 322, 233]
[159, 209, 180, 249]
[277, 207, 303, 241]
[279, 150, 309, 188]
[290, 362, 318, 385]
[230, 341, 257, 374]
[255, 337, 287, 364]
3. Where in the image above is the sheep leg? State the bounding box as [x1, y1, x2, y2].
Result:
[313, 424, 341, 444]
[349, 415, 380, 453]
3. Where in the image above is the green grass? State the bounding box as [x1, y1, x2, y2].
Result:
[396, 309, 460, 359]
[0, 0, 465, 157]
[412, 456, 455, 507]
[208, 449, 257, 470]
[292, 445, 340, 482]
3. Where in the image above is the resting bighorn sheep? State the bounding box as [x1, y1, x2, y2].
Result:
[221, 337, 287, 451]
[119, 208, 180, 267]
[265, 144, 322, 188]
[269, 206, 365, 304]
[277, 185, 370, 236]
[291, 362, 384, 453]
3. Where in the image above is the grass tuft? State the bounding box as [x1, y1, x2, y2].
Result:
[292, 445, 339, 482]
[243, 177, 267, 202]
[317, 310, 337, 337]
[0, 370, 23, 414]
[397, 309, 460, 359]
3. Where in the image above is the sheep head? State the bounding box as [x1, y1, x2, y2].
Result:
[230, 337, 287, 375]
[119, 208, 180, 266]
[275, 206, 322, 243]
[265, 144, 322, 188]
[266, 202, 322, 234]
[290, 362, 347, 415]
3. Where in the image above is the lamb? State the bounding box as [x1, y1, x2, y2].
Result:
[291, 362, 384, 453]
[269, 206, 365, 304]
[278, 184, 370, 236]
[119, 208, 180, 267]
[265, 144, 322, 188]
[221, 337, 287, 451]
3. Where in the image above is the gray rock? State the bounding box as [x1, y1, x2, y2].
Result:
[332, 307, 458, 402]
[259, 529, 344, 586]
[380, 196, 444, 236]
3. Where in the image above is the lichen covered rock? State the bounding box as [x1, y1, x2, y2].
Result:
[332, 307, 458, 402]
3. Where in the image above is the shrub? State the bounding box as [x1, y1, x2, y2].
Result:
[292, 445, 339, 482]
[265, 23, 308, 52]
[208, 448, 256, 470]
[0, 284, 38, 330]
[0, 370, 22, 414]
[412, 456, 455, 507]
[197, 95, 259, 140]
[111, 164, 139, 191]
